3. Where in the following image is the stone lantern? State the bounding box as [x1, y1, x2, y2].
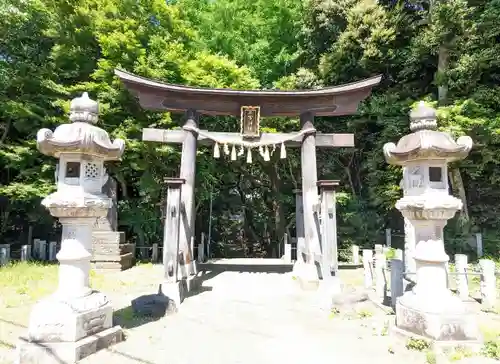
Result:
[383, 101, 479, 344]
[17, 93, 125, 363]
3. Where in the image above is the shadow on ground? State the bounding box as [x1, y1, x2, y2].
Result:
[0, 317, 26, 329]
[113, 306, 161, 330]
[114, 269, 220, 330]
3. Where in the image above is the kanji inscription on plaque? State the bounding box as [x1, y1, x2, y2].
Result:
[240, 106, 260, 137]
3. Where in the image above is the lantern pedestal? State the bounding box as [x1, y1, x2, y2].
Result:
[17, 296, 121, 364]
[393, 198, 481, 346]
[17, 197, 123, 364]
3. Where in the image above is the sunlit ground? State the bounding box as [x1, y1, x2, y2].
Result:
[0, 261, 162, 363]
[0, 261, 499, 363]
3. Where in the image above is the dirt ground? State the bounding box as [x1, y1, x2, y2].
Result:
[1, 263, 499, 364]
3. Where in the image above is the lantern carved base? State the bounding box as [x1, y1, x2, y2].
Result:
[17, 291, 123, 364]
[394, 290, 481, 347]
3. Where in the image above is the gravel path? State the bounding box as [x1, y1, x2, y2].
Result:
[80, 269, 428, 364]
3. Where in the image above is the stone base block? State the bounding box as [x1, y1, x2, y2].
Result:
[28, 291, 114, 343]
[391, 326, 483, 353]
[316, 277, 342, 310]
[17, 325, 123, 364]
[91, 253, 135, 272]
[395, 292, 480, 343]
[292, 261, 320, 291]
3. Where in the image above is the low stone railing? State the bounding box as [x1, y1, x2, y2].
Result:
[361, 248, 498, 311]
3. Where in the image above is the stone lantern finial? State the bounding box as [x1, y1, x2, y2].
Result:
[69, 92, 99, 124]
[409, 101, 437, 132]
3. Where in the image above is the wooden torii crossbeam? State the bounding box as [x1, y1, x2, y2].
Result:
[142, 128, 354, 148]
[115, 69, 381, 296]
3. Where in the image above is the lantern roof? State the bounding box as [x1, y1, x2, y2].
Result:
[384, 102, 473, 165]
[37, 92, 125, 160]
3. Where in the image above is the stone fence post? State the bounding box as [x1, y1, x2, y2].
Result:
[283, 233, 292, 263]
[362, 249, 374, 289]
[455, 254, 469, 300]
[152, 243, 159, 263]
[21, 245, 32, 261]
[374, 249, 387, 302]
[197, 232, 204, 263]
[480, 259, 496, 311]
[351, 244, 359, 265]
[390, 258, 404, 308]
[0, 244, 9, 266]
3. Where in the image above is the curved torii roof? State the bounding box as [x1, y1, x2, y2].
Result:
[115, 69, 382, 117]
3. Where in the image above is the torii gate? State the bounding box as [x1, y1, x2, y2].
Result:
[115, 69, 381, 303]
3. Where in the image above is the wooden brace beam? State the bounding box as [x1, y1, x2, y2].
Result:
[142, 128, 354, 148]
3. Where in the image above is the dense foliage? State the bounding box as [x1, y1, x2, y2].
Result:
[1, 0, 499, 257]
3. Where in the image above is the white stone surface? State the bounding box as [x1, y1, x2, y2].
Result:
[374, 252, 387, 301]
[391, 259, 404, 307]
[479, 259, 497, 310]
[362, 249, 374, 289]
[455, 254, 469, 300]
[351, 244, 359, 264]
[28, 292, 113, 342]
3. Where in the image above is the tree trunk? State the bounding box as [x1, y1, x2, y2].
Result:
[265, 154, 286, 258]
[0, 120, 10, 146]
[437, 46, 449, 105]
[437, 44, 470, 232]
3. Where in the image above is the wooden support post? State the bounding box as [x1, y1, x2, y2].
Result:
[162, 178, 185, 283]
[179, 109, 198, 277]
[455, 254, 469, 300]
[385, 228, 392, 247]
[475, 233, 483, 257]
[300, 112, 319, 268]
[293, 189, 305, 264]
[479, 259, 496, 311]
[317, 180, 339, 278]
[27, 226, 33, 247]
